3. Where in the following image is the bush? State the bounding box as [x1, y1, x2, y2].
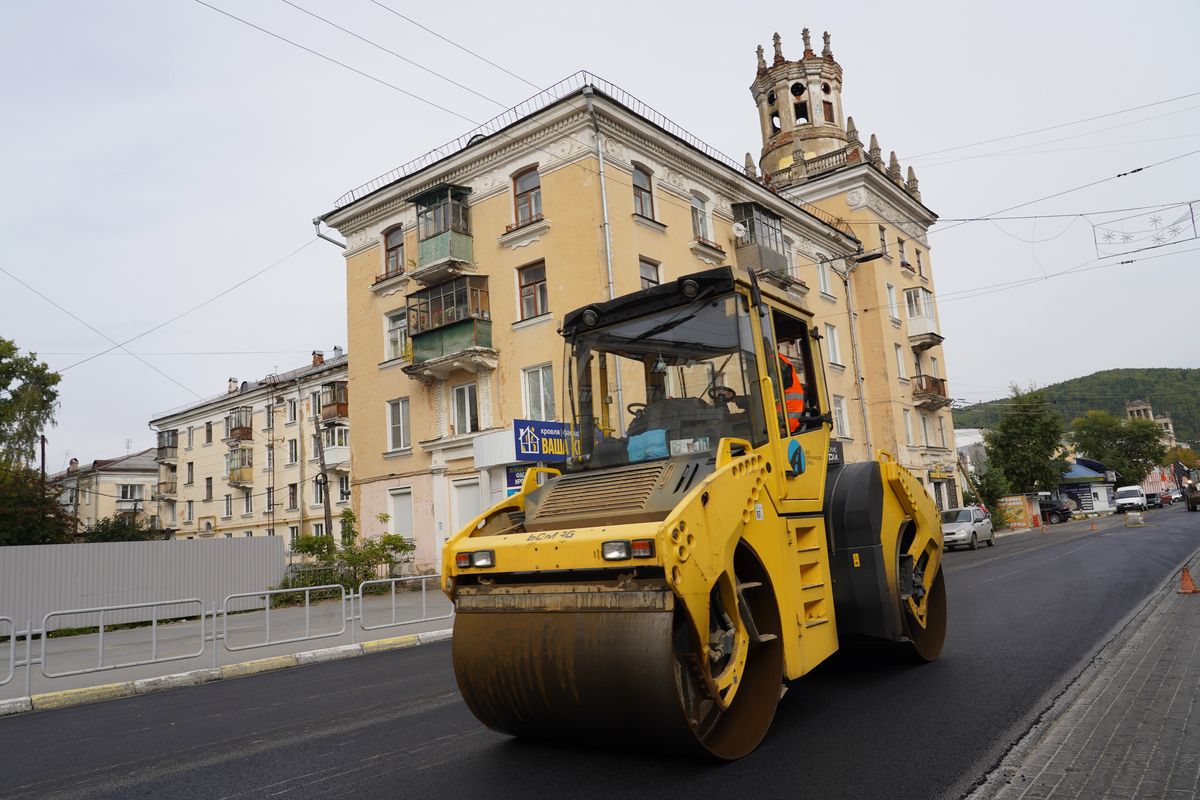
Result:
[280, 509, 415, 594]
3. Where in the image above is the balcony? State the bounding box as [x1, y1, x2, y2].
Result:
[912, 374, 952, 410]
[116, 497, 145, 514]
[323, 445, 351, 473]
[404, 319, 498, 381]
[320, 381, 349, 422]
[907, 315, 944, 351]
[224, 406, 254, 442]
[227, 466, 254, 487]
[410, 184, 474, 286]
[226, 448, 254, 487]
[156, 480, 177, 499]
[156, 430, 178, 462]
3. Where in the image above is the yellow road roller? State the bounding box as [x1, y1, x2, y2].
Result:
[442, 265, 946, 759]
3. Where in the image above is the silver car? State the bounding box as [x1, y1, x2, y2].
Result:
[941, 507, 995, 550]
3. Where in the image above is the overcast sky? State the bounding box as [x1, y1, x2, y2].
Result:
[2, 0, 1197, 469]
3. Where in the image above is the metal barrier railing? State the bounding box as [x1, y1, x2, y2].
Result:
[0, 617, 14, 686]
[40, 599, 205, 679]
[1, 576, 453, 698]
[221, 585, 346, 652]
[357, 575, 451, 631]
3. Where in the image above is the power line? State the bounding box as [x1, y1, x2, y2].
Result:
[42, 350, 313, 357]
[60, 238, 318, 372]
[0, 265, 202, 398]
[366, 0, 540, 90]
[902, 88, 1200, 160]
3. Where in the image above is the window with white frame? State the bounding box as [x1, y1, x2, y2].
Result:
[523, 364, 555, 421]
[903, 409, 914, 445]
[265, 487, 274, 512]
[244, 531, 253, 538]
[186, 427, 194, 448]
[817, 258, 832, 295]
[224, 532, 233, 539]
[915, 249, 924, 276]
[286, 399, 297, 423]
[905, 287, 934, 319]
[314, 478, 325, 505]
[513, 167, 542, 226]
[824, 323, 842, 365]
[287, 483, 298, 510]
[243, 490, 252, 514]
[898, 238, 908, 266]
[205, 477, 213, 501]
[938, 416, 947, 448]
[930, 355, 940, 379]
[387, 398, 410, 450]
[518, 262, 548, 320]
[386, 311, 409, 360]
[223, 494, 232, 517]
[690, 193, 709, 241]
[288, 525, 299, 547]
[389, 489, 414, 539]
[452, 382, 480, 435]
[639, 258, 660, 289]
[313, 522, 325, 538]
[185, 500, 194, 522]
[323, 426, 349, 449]
[338, 475, 350, 502]
[894, 344, 906, 379]
[266, 447, 274, 470]
[309, 391, 321, 420]
[886, 283, 898, 319]
[921, 414, 930, 446]
[632, 164, 654, 219]
[287, 438, 298, 464]
[878, 225, 888, 256]
[265, 404, 274, 429]
[832, 396, 849, 438]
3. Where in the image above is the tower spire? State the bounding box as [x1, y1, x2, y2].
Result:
[772, 32, 785, 65]
[822, 31, 832, 58]
[801, 27, 813, 57]
[756, 44, 766, 73]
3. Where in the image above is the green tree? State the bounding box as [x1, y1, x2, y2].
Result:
[1071, 411, 1167, 486]
[984, 386, 1068, 493]
[287, 508, 416, 592]
[0, 338, 60, 467]
[83, 515, 165, 543]
[1166, 446, 1199, 468]
[0, 465, 73, 545]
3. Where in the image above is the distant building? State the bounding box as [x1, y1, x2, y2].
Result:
[149, 350, 349, 547]
[1125, 399, 1178, 449]
[51, 449, 159, 533]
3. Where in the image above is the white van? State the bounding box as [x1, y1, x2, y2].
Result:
[1114, 485, 1147, 513]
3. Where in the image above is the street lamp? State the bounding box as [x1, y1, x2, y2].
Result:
[829, 250, 884, 455]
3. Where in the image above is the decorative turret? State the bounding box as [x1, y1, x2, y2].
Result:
[749, 28, 847, 186]
[906, 166, 921, 202]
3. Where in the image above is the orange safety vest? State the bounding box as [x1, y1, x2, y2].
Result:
[778, 353, 806, 435]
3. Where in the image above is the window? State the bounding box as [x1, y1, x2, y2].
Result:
[314, 478, 325, 505]
[898, 238, 909, 267]
[524, 364, 555, 421]
[338, 475, 351, 502]
[885, 283, 898, 320]
[267, 529, 275, 537]
[824, 323, 842, 365]
[894, 344, 906, 379]
[938, 416, 947, 448]
[264, 403, 275, 429]
[386, 311, 409, 360]
[205, 422, 213, 444]
[915, 249, 924, 276]
[914, 352, 922, 378]
[204, 477, 213, 501]
[690, 194, 708, 241]
[822, 100, 835, 125]
[452, 382, 479, 435]
[513, 167, 542, 226]
[407, 276, 490, 334]
[389, 489, 414, 539]
[186, 427, 194, 448]
[817, 259, 832, 295]
[518, 262, 548, 319]
[286, 399, 297, 423]
[244, 531, 253, 538]
[639, 258, 660, 289]
[832, 396, 850, 438]
[903, 409, 914, 445]
[311, 432, 320, 453]
[243, 490, 252, 514]
[287, 439, 298, 464]
[905, 287, 934, 319]
[312, 522, 325, 538]
[878, 226, 888, 256]
[266, 487, 274, 512]
[288, 525, 299, 548]
[416, 186, 470, 240]
[307, 392, 319, 421]
[118, 484, 144, 501]
[185, 500, 194, 522]
[266, 447, 274, 470]
[224, 532, 233, 539]
[921, 414, 930, 446]
[732, 203, 785, 255]
[287, 483, 298, 510]
[930, 356, 940, 379]
[384, 227, 404, 277]
[185, 462, 194, 485]
[223, 494, 232, 517]
[222, 416, 230, 439]
[388, 398, 411, 450]
[632, 165, 654, 219]
[323, 426, 349, 449]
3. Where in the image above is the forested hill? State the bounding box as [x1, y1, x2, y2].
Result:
[952, 368, 1200, 446]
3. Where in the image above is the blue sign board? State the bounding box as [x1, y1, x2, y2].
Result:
[513, 419, 578, 463]
[505, 465, 528, 496]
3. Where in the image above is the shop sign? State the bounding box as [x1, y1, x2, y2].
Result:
[513, 419, 578, 462]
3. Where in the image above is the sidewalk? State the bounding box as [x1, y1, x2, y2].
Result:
[969, 549, 1200, 800]
[0, 591, 454, 705]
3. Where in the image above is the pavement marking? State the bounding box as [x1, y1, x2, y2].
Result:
[133, 668, 221, 694]
[295, 644, 363, 665]
[361, 634, 421, 654]
[31, 681, 135, 711]
[219, 655, 298, 679]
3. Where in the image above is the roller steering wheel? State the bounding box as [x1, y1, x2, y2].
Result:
[707, 385, 736, 402]
[627, 402, 647, 416]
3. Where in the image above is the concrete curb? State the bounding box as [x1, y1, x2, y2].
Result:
[0, 627, 454, 718]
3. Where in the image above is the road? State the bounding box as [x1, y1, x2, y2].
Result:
[3, 506, 1198, 800]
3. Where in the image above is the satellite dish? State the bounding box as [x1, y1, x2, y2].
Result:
[731, 221, 748, 239]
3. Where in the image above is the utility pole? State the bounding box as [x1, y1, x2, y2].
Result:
[314, 413, 334, 542]
[40, 434, 46, 489]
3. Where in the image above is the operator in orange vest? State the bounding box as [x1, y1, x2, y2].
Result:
[778, 352, 807, 435]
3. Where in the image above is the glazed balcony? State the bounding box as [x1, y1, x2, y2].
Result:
[224, 406, 254, 442]
[226, 449, 254, 487]
[156, 429, 178, 462]
[410, 184, 474, 286]
[320, 381, 349, 422]
[912, 375, 952, 410]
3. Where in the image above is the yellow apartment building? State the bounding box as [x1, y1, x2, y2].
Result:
[53, 448, 159, 533]
[149, 350, 350, 546]
[319, 32, 960, 571]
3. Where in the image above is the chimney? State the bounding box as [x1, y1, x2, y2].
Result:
[312, 350, 325, 366]
[227, 377, 238, 394]
[332, 345, 344, 359]
[68, 457, 79, 473]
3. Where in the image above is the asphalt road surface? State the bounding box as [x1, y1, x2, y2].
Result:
[4, 507, 1199, 800]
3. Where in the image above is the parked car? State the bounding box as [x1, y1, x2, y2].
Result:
[941, 507, 995, 550]
[1038, 498, 1073, 524]
[1114, 485, 1148, 513]
[1161, 491, 1174, 505]
[1146, 492, 1163, 509]
[1168, 489, 1184, 503]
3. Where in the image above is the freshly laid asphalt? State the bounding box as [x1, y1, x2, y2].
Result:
[2, 505, 1198, 800]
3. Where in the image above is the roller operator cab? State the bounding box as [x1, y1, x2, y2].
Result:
[442, 266, 947, 759]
